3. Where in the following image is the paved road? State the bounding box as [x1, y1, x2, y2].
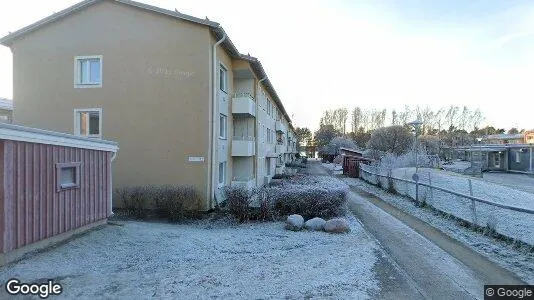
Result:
[306, 160, 525, 299]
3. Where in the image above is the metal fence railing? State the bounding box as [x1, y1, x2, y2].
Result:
[359, 164, 534, 246]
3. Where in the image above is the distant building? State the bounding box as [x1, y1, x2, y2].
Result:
[483, 131, 534, 145]
[0, 98, 13, 123]
[450, 144, 533, 174]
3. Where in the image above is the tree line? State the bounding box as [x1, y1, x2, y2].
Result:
[295, 105, 528, 158]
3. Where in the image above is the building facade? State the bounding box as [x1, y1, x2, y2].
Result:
[0, 0, 298, 210]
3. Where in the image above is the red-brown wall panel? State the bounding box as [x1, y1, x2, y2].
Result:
[1, 140, 112, 253]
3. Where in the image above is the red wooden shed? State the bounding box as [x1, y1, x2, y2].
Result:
[0, 123, 118, 265]
[339, 147, 373, 178]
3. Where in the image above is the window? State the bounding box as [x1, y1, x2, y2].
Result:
[515, 152, 521, 163]
[56, 162, 81, 191]
[219, 114, 227, 139]
[218, 162, 226, 186]
[74, 55, 102, 87]
[219, 64, 228, 92]
[75, 108, 102, 138]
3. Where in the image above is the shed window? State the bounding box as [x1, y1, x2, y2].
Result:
[516, 152, 521, 163]
[56, 162, 81, 191]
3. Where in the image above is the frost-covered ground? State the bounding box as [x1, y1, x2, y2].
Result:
[441, 160, 472, 172]
[342, 176, 534, 284]
[482, 172, 534, 195]
[0, 218, 380, 299]
[362, 165, 534, 246]
[322, 162, 343, 175]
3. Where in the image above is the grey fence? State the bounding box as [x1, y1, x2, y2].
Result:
[360, 164, 534, 246]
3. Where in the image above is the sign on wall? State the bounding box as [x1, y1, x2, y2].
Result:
[188, 156, 205, 162]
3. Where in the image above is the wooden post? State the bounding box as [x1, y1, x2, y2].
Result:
[468, 179, 477, 225]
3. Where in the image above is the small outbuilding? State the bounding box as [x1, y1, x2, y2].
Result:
[339, 147, 373, 178]
[0, 123, 118, 265]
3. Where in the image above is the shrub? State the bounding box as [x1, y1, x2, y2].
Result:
[272, 173, 293, 179]
[153, 185, 201, 222]
[115, 185, 201, 221]
[224, 186, 255, 222]
[266, 175, 348, 219]
[116, 186, 151, 219]
[285, 162, 307, 168]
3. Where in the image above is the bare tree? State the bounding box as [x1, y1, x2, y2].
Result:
[351, 107, 363, 133]
[391, 110, 398, 126]
[367, 125, 413, 155]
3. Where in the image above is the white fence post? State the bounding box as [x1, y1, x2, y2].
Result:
[468, 179, 477, 225]
[428, 172, 433, 203]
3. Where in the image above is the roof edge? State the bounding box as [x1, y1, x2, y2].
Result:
[0, 0, 220, 46]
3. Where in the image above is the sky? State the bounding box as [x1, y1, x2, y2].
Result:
[1, 0, 534, 132]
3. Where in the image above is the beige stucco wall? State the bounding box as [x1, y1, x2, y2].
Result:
[10, 1, 213, 209]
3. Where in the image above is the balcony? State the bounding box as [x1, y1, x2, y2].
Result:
[231, 177, 256, 190]
[275, 120, 286, 133]
[232, 93, 255, 117]
[232, 136, 255, 156]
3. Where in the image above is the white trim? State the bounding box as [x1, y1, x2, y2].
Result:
[74, 55, 103, 88]
[74, 108, 102, 138]
[0, 123, 118, 152]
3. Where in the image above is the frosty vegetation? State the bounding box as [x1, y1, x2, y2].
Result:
[319, 136, 359, 155]
[224, 175, 349, 222]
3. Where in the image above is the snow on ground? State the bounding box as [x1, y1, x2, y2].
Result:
[321, 162, 343, 175]
[482, 172, 534, 195]
[362, 165, 534, 246]
[441, 160, 472, 172]
[0, 217, 379, 299]
[341, 176, 534, 284]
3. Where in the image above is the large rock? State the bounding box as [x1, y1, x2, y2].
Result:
[285, 214, 304, 231]
[304, 217, 326, 231]
[324, 218, 351, 233]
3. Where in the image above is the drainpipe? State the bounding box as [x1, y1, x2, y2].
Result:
[256, 77, 267, 186]
[109, 151, 118, 217]
[208, 32, 226, 209]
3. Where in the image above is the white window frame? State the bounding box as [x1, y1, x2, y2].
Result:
[218, 161, 226, 187]
[74, 55, 103, 88]
[515, 151, 521, 163]
[74, 108, 102, 138]
[219, 114, 227, 139]
[219, 63, 228, 93]
[56, 162, 82, 192]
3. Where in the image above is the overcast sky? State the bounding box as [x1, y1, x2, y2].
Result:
[1, 0, 534, 131]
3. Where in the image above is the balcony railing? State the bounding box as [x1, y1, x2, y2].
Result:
[233, 136, 255, 141]
[232, 137, 255, 156]
[234, 92, 254, 99]
[232, 93, 256, 117]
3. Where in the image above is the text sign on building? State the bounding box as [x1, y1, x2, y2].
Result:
[188, 156, 205, 162]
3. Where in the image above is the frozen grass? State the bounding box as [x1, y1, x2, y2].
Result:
[361, 165, 534, 246]
[321, 162, 343, 175]
[0, 217, 379, 299]
[342, 176, 534, 284]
